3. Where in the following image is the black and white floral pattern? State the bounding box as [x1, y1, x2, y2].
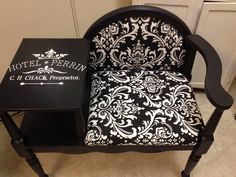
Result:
[85, 70, 204, 146]
[89, 17, 186, 71]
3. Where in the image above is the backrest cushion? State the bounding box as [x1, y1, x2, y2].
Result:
[84, 6, 191, 72]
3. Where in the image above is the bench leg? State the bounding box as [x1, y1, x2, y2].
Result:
[181, 151, 202, 177]
[0, 112, 48, 177]
[181, 135, 214, 177]
[25, 154, 49, 177]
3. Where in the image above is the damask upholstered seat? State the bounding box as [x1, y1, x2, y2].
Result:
[83, 6, 203, 147]
[85, 70, 204, 146]
[83, 5, 233, 177]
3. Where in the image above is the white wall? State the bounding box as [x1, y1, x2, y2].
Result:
[73, 0, 132, 37]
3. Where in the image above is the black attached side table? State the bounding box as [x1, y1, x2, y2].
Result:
[0, 39, 89, 177]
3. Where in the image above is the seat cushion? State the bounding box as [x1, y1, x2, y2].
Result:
[85, 70, 204, 146]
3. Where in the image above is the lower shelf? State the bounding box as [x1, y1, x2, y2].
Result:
[19, 112, 195, 153]
[20, 111, 83, 148]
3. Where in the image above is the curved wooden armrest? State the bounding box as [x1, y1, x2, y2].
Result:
[186, 34, 233, 110]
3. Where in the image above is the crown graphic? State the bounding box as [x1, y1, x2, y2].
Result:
[32, 49, 68, 60]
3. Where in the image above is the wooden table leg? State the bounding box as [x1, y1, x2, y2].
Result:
[0, 112, 48, 177]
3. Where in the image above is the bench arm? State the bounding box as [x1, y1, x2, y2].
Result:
[186, 34, 233, 110]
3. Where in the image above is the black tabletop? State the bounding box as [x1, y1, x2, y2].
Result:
[0, 39, 89, 111]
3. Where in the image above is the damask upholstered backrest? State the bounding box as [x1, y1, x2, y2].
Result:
[84, 6, 192, 73]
